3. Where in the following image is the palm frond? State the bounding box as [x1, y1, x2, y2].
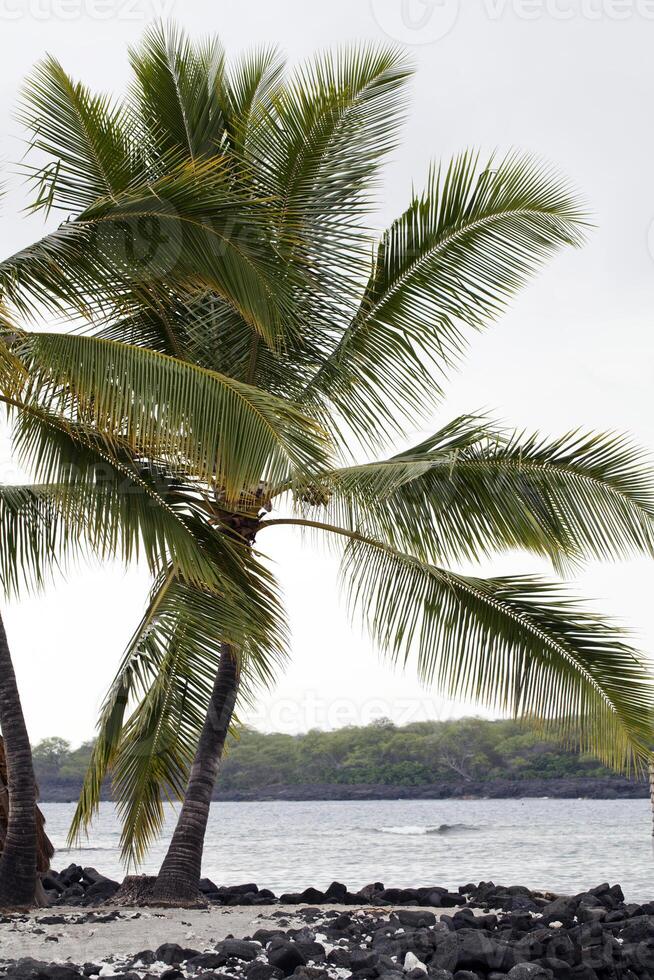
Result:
[303, 152, 588, 444]
[8, 400, 279, 596]
[0, 482, 83, 595]
[339, 535, 653, 772]
[15, 331, 330, 499]
[262, 44, 411, 222]
[69, 564, 287, 865]
[128, 23, 227, 163]
[296, 419, 654, 570]
[224, 46, 285, 152]
[19, 54, 143, 214]
[1, 156, 301, 347]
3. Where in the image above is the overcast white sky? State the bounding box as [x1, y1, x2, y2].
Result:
[1, 0, 654, 746]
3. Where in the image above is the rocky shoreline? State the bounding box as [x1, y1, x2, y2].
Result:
[36, 777, 648, 804]
[1, 872, 653, 979]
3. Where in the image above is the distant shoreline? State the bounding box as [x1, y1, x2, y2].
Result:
[37, 775, 648, 804]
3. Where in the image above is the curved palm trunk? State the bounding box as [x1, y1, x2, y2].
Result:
[151, 643, 239, 905]
[0, 611, 37, 909]
[0, 738, 55, 908]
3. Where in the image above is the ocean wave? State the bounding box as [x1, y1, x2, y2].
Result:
[377, 823, 477, 836]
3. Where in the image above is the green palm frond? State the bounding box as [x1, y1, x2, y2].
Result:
[235, 43, 413, 392]
[19, 55, 144, 215]
[69, 564, 287, 865]
[223, 46, 285, 151]
[14, 331, 330, 498]
[0, 219, 118, 321]
[8, 402, 274, 594]
[303, 152, 588, 442]
[339, 535, 653, 772]
[2, 155, 302, 345]
[128, 23, 227, 163]
[263, 45, 411, 222]
[297, 419, 654, 570]
[0, 482, 84, 594]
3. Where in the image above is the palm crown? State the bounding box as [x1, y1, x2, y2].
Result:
[0, 24, 652, 871]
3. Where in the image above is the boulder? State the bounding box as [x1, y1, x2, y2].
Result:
[455, 929, 518, 972]
[397, 910, 436, 928]
[536, 958, 574, 980]
[268, 942, 307, 976]
[324, 881, 348, 902]
[402, 952, 427, 974]
[294, 941, 326, 962]
[298, 887, 325, 904]
[348, 949, 379, 973]
[127, 951, 156, 968]
[154, 944, 201, 965]
[4, 961, 81, 980]
[290, 969, 329, 980]
[326, 948, 352, 968]
[41, 874, 64, 894]
[186, 953, 228, 971]
[359, 882, 385, 900]
[82, 877, 120, 904]
[619, 914, 654, 942]
[507, 965, 554, 979]
[246, 963, 283, 980]
[217, 939, 261, 961]
[61, 884, 85, 904]
[59, 864, 84, 887]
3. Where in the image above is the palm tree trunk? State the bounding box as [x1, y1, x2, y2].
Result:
[151, 643, 239, 905]
[0, 611, 37, 909]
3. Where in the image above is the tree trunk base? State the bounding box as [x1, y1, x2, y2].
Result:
[0, 894, 32, 912]
[111, 875, 207, 909]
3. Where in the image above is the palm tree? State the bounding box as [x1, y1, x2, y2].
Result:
[0, 613, 37, 908]
[0, 189, 105, 907]
[1, 25, 653, 905]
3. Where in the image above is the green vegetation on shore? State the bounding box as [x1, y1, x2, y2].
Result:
[32, 718, 644, 801]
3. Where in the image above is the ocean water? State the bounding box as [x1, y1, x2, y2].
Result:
[41, 798, 654, 903]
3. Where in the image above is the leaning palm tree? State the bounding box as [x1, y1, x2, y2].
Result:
[0, 217, 276, 907]
[0, 191, 84, 907]
[1, 25, 653, 905]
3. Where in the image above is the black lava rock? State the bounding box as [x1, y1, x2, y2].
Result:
[268, 941, 307, 975]
[82, 877, 120, 904]
[246, 964, 283, 980]
[217, 940, 261, 962]
[324, 881, 348, 901]
[154, 944, 201, 965]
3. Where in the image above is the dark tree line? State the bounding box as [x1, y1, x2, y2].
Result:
[32, 718, 640, 801]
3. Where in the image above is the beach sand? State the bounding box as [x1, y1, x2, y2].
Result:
[0, 903, 473, 963]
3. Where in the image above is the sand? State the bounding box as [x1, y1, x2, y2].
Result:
[0, 903, 474, 963]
